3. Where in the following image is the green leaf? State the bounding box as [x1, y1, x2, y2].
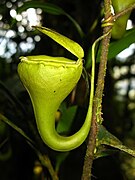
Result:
[85, 28, 135, 69]
[95, 145, 118, 159]
[97, 125, 135, 157]
[15, 1, 84, 38]
[108, 28, 135, 60]
[33, 26, 84, 59]
[56, 103, 77, 134]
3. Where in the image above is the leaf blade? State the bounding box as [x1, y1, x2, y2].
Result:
[97, 125, 135, 157]
[56, 103, 77, 134]
[85, 28, 135, 69]
[33, 26, 84, 59]
[108, 28, 135, 60]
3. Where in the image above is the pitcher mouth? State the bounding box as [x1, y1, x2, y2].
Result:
[19, 55, 82, 67]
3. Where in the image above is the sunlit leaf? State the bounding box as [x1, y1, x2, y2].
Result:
[85, 28, 135, 69]
[33, 26, 84, 59]
[108, 28, 135, 60]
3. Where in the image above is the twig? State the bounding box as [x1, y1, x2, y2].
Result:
[82, 1, 135, 179]
[113, 3, 135, 20]
[81, 0, 113, 179]
[0, 113, 59, 180]
[27, 141, 59, 180]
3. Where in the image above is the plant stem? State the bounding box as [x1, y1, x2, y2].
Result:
[0, 113, 59, 180]
[113, 3, 135, 20]
[81, 0, 113, 179]
[37, 152, 59, 180]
